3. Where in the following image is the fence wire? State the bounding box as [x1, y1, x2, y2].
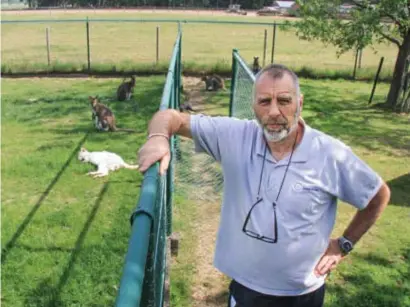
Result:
[173, 50, 255, 206]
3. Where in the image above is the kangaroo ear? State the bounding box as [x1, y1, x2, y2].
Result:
[88, 96, 94, 101]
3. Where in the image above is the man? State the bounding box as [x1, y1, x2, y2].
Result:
[138, 64, 391, 307]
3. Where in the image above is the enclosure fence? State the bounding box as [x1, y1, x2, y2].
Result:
[229, 48, 256, 119]
[115, 28, 181, 307]
[1, 18, 393, 80]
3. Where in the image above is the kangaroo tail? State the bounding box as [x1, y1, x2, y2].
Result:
[115, 128, 137, 133]
[123, 163, 139, 170]
[111, 126, 136, 133]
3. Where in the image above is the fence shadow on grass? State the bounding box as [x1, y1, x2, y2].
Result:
[23, 182, 109, 307]
[1, 132, 90, 264]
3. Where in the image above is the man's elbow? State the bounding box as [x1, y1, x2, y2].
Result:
[380, 182, 391, 206]
[367, 182, 391, 213]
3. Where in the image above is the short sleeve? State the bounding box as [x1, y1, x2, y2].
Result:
[322, 142, 383, 210]
[190, 114, 246, 163]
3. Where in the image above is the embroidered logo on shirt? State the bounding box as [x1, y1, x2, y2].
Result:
[293, 183, 303, 192]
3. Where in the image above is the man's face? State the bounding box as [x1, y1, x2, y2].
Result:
[253, 72, 302, 143]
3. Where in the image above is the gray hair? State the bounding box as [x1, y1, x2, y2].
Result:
[253, 63, 301, 103]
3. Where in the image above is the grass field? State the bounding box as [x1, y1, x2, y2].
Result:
[1, 76, 162, 306]
[2, 75, 409, 307]
[1, 9, 397, 79]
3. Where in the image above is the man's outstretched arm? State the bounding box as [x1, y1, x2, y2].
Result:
[148, 109, 192, 140]
[138, 110, 192, 174]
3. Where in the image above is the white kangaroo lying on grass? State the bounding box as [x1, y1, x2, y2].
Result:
[77, 147, 139, 178]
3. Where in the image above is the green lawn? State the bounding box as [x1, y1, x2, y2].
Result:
[1, 76, 163, 306]
[1, 10, 397, 79]
[2, 76, 409, 307]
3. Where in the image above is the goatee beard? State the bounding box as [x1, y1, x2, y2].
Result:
[257, 116, 299, 143]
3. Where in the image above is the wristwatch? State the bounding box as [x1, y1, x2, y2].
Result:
[338, 236, 354, 255]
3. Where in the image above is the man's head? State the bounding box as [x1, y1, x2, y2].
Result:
[253, 64, 303, 143]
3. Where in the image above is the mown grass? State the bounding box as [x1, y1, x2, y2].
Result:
[1, 10, 397, 80]
[1, 76, 164, 306]
[170, 78, 410, 307]
[2, 75, 409, 307]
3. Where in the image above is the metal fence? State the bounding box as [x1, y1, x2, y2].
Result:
[229, 48, 256, 119]
[115, 28, 181, 307]
[1, 17, 396, 79]
[113, 33, 253, 307]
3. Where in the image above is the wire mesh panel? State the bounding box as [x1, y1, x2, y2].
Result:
[230, 49, 256, 120]
[174, 137, 224, 203]
[174, 49, 256, 207]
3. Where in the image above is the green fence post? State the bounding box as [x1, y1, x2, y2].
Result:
[86, 17, 91, 73]
[229, 49, 238, 117]
[178, 27, 183, 109]
[270, 22, 277, 64]
[368, 57, 384, 105]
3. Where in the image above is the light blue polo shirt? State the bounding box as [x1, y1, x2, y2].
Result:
[190, 114, 383, 296]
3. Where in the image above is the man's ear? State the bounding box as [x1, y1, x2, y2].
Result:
[299, 93, 304, 112]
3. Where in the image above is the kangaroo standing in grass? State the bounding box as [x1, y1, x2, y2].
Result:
[89, 96, 136, 132]
[201, 75, 226, 91]
[117, 75, 136, 101]
[252, 56, 261, 74]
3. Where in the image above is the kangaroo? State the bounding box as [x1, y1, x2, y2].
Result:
[179, 102, 195, 113]
[78, 147, 139, 178]
[201, 75, 226, 91]
[88, 96, 135, 133]
[252, 56, 261, 75]
[117, 75, 136, 101]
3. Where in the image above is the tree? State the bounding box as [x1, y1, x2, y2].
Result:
[293, 0, 410, 112]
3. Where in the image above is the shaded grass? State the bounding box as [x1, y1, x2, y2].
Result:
[1, 77, 164, 306]
[1, 10, 396, 79]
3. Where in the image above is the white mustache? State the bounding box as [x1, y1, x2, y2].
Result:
[264, 121, 288, 126]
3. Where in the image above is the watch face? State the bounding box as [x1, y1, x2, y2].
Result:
[342, 241, 353, 251]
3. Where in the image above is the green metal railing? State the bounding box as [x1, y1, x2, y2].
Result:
[115, 28, 181, 307]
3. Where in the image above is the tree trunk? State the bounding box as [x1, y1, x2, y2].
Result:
[386, 30, 410, 111]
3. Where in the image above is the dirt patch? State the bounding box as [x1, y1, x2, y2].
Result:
[176, 76, 230, 307]
[182, 76, 206, 111]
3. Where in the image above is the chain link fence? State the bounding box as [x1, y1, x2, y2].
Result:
[1, 18, 396, 79]
[173, 48, 255, 208]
